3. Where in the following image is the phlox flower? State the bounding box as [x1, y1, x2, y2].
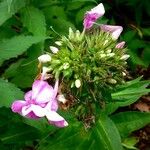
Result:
[83, 3, 123, 39]
[83, 3, 105, 29]
[11, 80, 68, 127]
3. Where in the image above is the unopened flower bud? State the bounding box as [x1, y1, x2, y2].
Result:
[63, 63, 70, 70]
[106, 49, 112, 53]
[122, 72, 126, 76]
[57, 94, 67, 104]
[107, 53, 115, 57]
[100, 54, 106, 58]
[38, 54, 51, 63]
[120, 54, 130, 60]
[76, 30, 81, 41]
[75, 79, 81, 88]
[55, 41, 62, 46]
[69, 27, 74, 39]
[49, 46, 59, 54]
[108, 79, 117, 84]
[116, 41, 125, 49]
[103, 40, 108, 45]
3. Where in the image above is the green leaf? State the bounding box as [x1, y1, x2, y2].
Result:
[0, 0, 26, 26]
[93, 115, 123, 150]
[111, 111, 150, 138]
[0, 78, 23, 107]
[111, 80, 150, 104]
[0, 35, 46, 66]
[38, 122, 86, 150]
[21, 6, 46, 36]
[103, 78, 150, 115]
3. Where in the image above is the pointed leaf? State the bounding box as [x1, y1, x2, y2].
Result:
[111, 111, 150, 137]
[93, 115, 123, 150]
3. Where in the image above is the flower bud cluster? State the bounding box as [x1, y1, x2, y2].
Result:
[49, 28, 129, 90]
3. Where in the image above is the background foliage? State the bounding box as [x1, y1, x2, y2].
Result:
[0, 0, 149, 150]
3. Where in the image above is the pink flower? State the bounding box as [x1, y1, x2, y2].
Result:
[83, 3, 105, 29]
[11, 80, 68, 128]
[99, 25, 123, 39]
[115, 41, 125, 49]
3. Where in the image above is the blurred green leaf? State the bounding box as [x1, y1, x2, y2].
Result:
[0, 78, 23, 107]
[111, 111, 150, 138]
[0, 35, 46, 66]
[0, 0, 26, 26]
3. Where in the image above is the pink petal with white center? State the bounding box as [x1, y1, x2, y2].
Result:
[46, 111, 68, 127]
[84, 3, 105, 29]
[115, 41, 125, 49]
[32, 80, 54, 104]
[11, 100, 27, 113]
[100, 25, 123, 39]
[22, 104, 46, 117]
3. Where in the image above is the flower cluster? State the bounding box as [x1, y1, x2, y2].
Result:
[11, 3, 130, 128]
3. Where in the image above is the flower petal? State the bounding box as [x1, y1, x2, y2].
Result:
[100, 25, 123, 39]
[22, 104, 46, 117]
[24, 90, 32, 102]
[32, 80, 54, 103]
[46, 111, 68, 127]
[84, 3, 105, 29]
[11, 100, 27, 113]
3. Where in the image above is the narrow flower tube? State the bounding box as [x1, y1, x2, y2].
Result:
[83, 3, 105, 29]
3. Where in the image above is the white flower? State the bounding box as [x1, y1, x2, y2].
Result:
[75, 79, 81, 88]
[57, 94, 67, 104]
[55, 41, 62, 46]
[38, 54, 51, 63]
[63, 63, 70, 70]
[120, 54, 130, 60]
[49, 46, 59, 54]
[107, 53, 115, 57]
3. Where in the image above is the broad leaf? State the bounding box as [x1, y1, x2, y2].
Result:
[0, 0, 26, 26]
[0, 35, 46, 66]
[0, 78, 23, 107]
[21, 6, 46, 36]
[111, 111, 150, 138]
